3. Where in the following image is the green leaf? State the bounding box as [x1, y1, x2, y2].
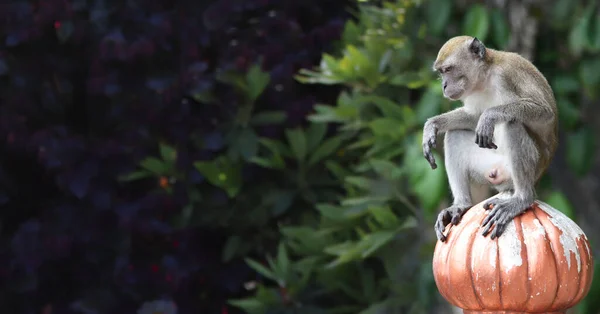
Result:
[228, 298, 266, 314]
[285, 128, 308, 162]
[490, 9, 509, 49]
[308, 135, 345, 166]
[295, 69, 345, 85]
[191, 90, 215, 103]
[552, 74, 580, 94]
[569, 9, 593, 57]
[236, 128, 259, 161]
[426, 0, 452, 36]
[342, 20, 361, 44]
[308, 105, 349, 123]
[589, 15, 600, 51]
[359, 230, 397, 257]
[325, 160, 351, 179]
[171, 204, 194, 229]
[250, 111, 287, 125]
[370, 159, 404, 180]
[463, 4, 490, 41]
[258, 138, 291, 157]
[321, 54, 342, 75]
[216, 70, 247, 91]
[246, 64, 270, 101]
[250, 156, 285, 170]
[263, 189, 295, 216]
[415, 84, 443, 124]
[323, 241, 358, 256]
[194, 157, 242, 197]
[556, 96, 580, 130]
[389, 72, 429, 89]
[543, 191, 576, 220]
[356, 95, 406, 120]
[566, 127, 596, 176]
[305, 122, 328, 152]
[276, 242, 290, 277]
[222, 235, 242, 262]
[316, 203, 348, 221]
[579, 58, 600, 87]
[159, 143, 177, 163]
[406, 135, 448, 218]
[281, 226, 327, 254]
[552, 0, 576, 25]
[341, 196, 386, 208]
[368, 118, 404, 138]
[345, 176, 373, 190]
[244, 258, 278, 281]
[369, 206, 399, 229]
[359, 299, 403, 314]
[117, 170, 153, 182]
[140, 157, 169, 174]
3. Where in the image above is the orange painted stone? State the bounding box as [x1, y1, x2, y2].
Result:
[433, 194, 594, 314]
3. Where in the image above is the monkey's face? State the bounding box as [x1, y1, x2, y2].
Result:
[438, 65, 469, 100]
[433, 36, 488, 101]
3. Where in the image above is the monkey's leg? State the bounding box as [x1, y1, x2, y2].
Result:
[435, 130, 499, 241]
[481, 122, 537, 239]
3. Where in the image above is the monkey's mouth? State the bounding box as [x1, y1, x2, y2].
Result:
[443, 90, 463, 100]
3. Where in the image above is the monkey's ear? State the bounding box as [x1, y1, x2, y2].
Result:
[469, 37, 486, 59]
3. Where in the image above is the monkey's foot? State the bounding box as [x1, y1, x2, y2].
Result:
[481, 197, 532, 239]
[435, 205, 469, 242]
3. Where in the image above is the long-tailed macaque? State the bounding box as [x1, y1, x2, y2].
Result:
[423, 36, 558, 241]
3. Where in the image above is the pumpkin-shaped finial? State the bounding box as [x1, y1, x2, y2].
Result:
[433, 194, 594, 314]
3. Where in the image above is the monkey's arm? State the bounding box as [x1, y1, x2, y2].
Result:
[422, 108, 478, 169]
[475, 100, 553, 148]
[480, 100, 554, 124]
[425, 107, 479, 133]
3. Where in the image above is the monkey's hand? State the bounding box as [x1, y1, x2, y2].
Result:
[435, 205, 468, 242]
[422, 120, 438, 169]
[481, 197, 531, 239]
[475, 115, 498, 149]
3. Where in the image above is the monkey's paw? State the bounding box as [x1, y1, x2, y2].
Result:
[435, 205, 468, 242]
[481, 197, 531, 239]
[475, 118, 497, 149]
[422, 121, 438, 169]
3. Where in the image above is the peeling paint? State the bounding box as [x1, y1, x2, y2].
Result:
[537, 201, 586, 273]
[489, 244, 497, 269]
[532, 219, 546, 237]
[498, 220, 522, 273]
[523, 218, 546, 249]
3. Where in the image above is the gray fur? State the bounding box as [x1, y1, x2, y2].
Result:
[424, 36, 558, 242]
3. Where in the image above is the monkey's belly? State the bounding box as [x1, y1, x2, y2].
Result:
[472, 150, 512, 187]
[486, 163, 511, 185]
[444, 128, 513, 190]
[478, 123, 513, 188]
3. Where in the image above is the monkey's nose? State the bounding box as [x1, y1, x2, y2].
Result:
[443, 82, 448, 90]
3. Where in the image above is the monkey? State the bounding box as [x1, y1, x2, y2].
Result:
[422, 36, 558, 242]
[486, 163, 510, 186]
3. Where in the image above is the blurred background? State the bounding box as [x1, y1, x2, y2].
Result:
[0, 0, 599, 313]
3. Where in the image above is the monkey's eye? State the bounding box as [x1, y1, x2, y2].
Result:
[442, 66, 454, 73]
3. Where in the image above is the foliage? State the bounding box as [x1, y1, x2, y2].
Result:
[231, 1, 450, 313]
[229, 0, 600, 313]
[0, 0, 351, 312]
